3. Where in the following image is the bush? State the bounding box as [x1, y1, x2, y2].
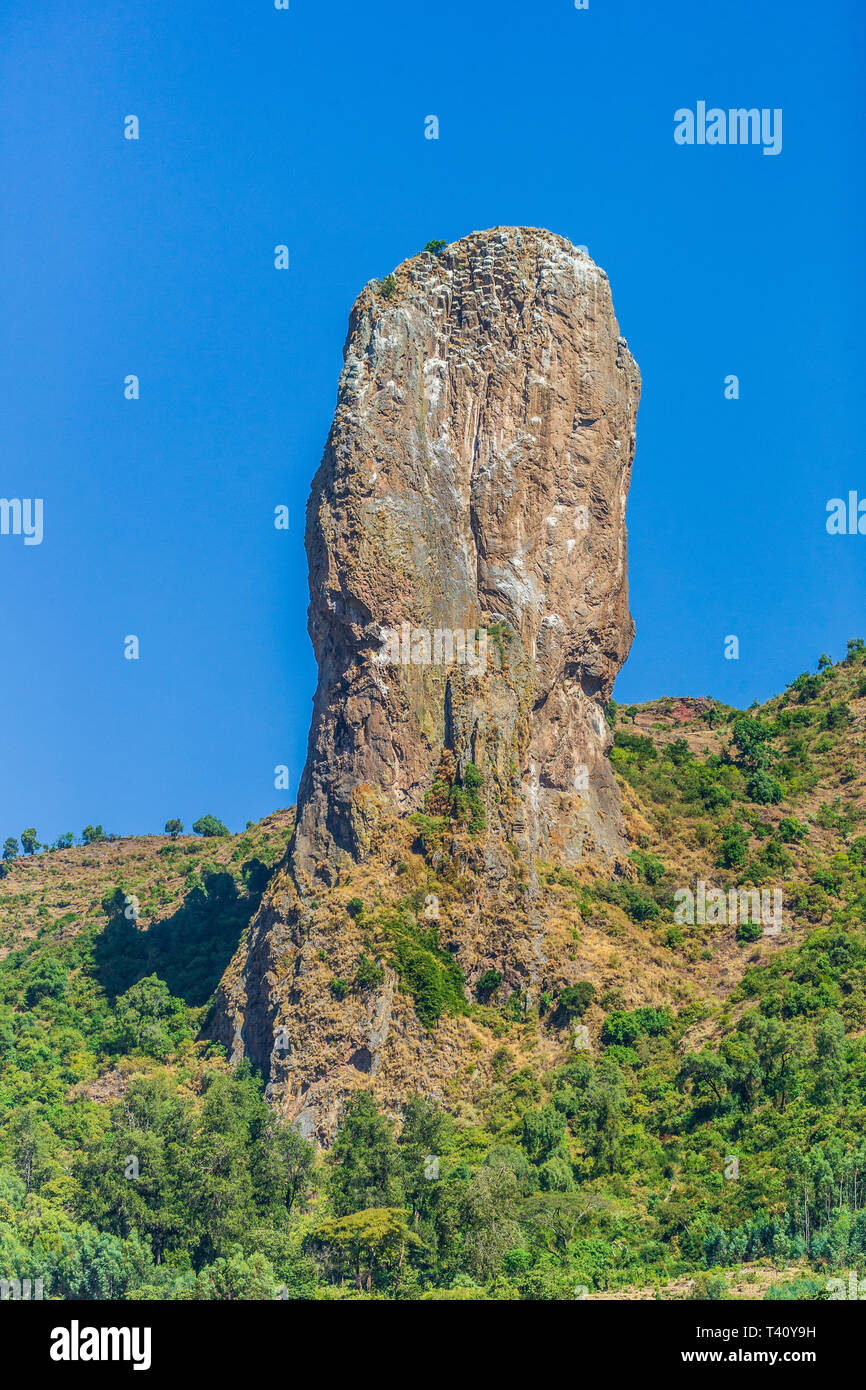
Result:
[346, 898, 365, 920]
[25, 956, 67, 1007]
[424, 239, 447, 255]
[778, 816, 807, 843]
[381, 274, 396, 299]
[476, 969, 503, 1001]
[602, 1006, 671, 1047]
[105, 975, 191, 1059]
[559, 982, 596, 1018]
[718, 823, 749, 868]
[613, 731, 657, 763]
[689, 1272, 728, 1300]
[737, 921, 763, 944]
[382, 912, 466, 1028]
[747, 772, 784, 805]
[192, 815, 230, 838]
[617, 883, 660, 922]
[329, 978, 350, 1001]
[355, 956, 385, 991]
[82, 824, 109, 845]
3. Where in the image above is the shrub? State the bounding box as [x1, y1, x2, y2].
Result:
[617, 883, 660, 922]
[689, 1272, 728, 1300]
[718, 823, 749, 868]
[25, 956, 67, 1007]
[602, 1007, 671, 1047]
[747, 772, 784, 805]
[613, 731, 657, 763]
[736, 921, 763, 944]
[778, 816, 807, 843]
[355, 955, 385, 991]
[329, 978, 350, 1001]
[379, 909, 466, 1028]
[424, 239, 447, 255]
[559, 981, 596, 1018]
[381, 274, 396, 298]
[824, 702, 850, 730]
[346, 897, 365, 920]
[81, 824, 109, 844]
[476, 969, 503, 1001]
[192, 815, 230, 838]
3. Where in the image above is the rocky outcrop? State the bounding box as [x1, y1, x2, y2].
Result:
[293, 226, 640, 887]
[212, 227, 640, 1139]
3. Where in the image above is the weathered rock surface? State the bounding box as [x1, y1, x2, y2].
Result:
[212, 227, 640, 1139]
[294, 225, 640, 884]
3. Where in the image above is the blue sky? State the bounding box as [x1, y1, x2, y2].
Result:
[1, 0, 863, 843]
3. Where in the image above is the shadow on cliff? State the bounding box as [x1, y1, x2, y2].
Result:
[93, 859, 273, 1006]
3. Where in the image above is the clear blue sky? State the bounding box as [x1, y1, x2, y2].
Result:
[1, 0, 864, 843]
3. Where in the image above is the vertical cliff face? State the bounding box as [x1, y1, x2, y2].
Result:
[293, 226, 640, 889]
[213, 228, 640, 1139]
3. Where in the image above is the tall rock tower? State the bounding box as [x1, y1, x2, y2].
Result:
[214, 228, 640, 1139]
[293, 226, 640, 887]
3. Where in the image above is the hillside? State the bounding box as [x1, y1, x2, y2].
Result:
[0, 645, 864, 1300]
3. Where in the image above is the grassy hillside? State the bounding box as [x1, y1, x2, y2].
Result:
[0, 643, 864, 1300]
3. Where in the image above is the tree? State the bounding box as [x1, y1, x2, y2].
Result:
[81, 824, 108, 844]
[521, 1191, 607, 1257]
[2, 837, 18, 860]
[328, 1092, 403, 1216]
[20, 828, 39, 855]
[164, 819, 184, 839]
[25, 956, 66, 1006]
[521, 1105, 567, 1164]
[11, 1107, 49, 1192]
[192, 814, 230, 838]
[53, 832, 74, 849]
[307, 1208, 420, 1293]
[747, 771, 784, 805]
[398, 1095, 452, 1225]
[106, 975, 191, 1060]
[459, 1165, 522, 1280]
[678, 1051, 733, 1109]
[812, 1012, 846, 1105]
[731, 717, 774, 772]
[559, 981, 595, 1019]
[424, 239, 447, 255]
[261, 1121, 315, 1216]
[193, 1251, 276, 1300]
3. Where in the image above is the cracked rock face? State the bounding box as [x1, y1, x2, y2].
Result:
[293, 226, 640, 885]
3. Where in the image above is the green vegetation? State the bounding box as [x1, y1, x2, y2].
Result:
[192, 815, 230, 839]
[0, 647, 863, 1299]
